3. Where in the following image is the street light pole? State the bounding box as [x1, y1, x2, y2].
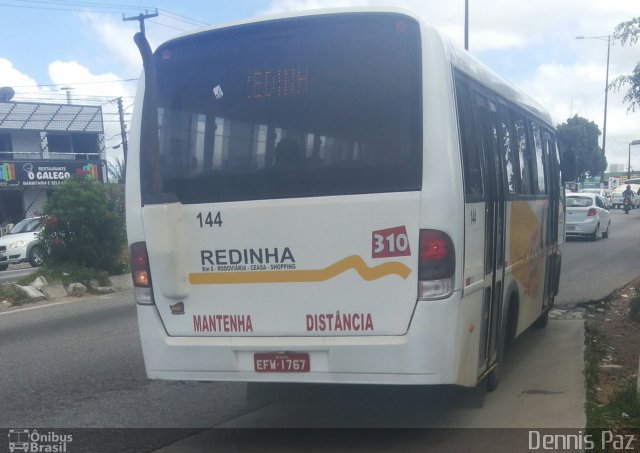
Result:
[629, 140, 640, 179]
[464, 0, 469, 50]
[576, 34, 612, 181]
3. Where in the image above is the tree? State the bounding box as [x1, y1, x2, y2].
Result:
[107, 157, 125, 183]
[611, 18, 640, 111]
[557, 115, 606, 181]
[40, 176, 126, 274]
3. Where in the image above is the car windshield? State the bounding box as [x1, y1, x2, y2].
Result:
[9, 218, 41, 234]
[567, 196, 593, 208]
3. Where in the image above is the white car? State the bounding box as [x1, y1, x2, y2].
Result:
[0, 217, 44, 270]
[565, 193, 611, 241]
[579, 188, 612, 209]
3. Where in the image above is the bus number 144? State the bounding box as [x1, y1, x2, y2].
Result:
[197, 211, 223, 228]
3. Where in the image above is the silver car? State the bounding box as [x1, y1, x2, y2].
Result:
[565, 193, 611, 241]
[0, 217, 44, 270]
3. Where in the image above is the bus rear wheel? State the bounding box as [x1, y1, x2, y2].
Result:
[485, 296, 518, 392]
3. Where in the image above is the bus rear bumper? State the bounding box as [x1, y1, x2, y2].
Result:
[136, 294, 476, 386]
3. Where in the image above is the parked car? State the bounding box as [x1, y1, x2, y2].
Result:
[0, 217, 44, 270]
[565, 193, 610, 241]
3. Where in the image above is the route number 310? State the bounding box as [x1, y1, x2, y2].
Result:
[372, 226, 411, 258]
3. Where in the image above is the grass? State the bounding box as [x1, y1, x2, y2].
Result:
[630, 294, 640, 322]
[584, 321, 640, 452]
[16, 264, 113, 288]
[0, 284, 31, 306]
[585, 322, 608, 428]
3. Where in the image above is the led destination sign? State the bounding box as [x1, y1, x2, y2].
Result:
[247, 67, 309, 100]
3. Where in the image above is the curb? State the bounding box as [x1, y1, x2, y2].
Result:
[0, 273, 134, 311]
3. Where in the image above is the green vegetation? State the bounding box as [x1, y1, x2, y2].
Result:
[557, 115, 606, 182]
[630, 294, 640, 322]
[612, 18, 640, 112]
[0, 284, 31, 306]
[585, 323, 609, 433]
[584, 322, 640, 452]
[40, 176, 127, 275]
[16, 265, 112, 288]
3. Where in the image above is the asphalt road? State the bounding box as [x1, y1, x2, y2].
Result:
[0, 291, 585, 452]
[5, 208, 640, 451]
[556, 207, 640, 306]
[0, 263, 37, 285]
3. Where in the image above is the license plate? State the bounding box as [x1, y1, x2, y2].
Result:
[566, 225, 575, 231]
[254, 352, 310, 373]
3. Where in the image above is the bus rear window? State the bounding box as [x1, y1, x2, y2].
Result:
[143, 13, 422, 204]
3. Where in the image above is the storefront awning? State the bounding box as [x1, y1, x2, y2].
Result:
[0, 101, 103, 133]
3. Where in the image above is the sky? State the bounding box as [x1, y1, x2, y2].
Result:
[1, 0, 639, 175]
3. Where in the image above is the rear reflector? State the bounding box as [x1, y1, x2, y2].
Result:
[418, 230, 455, 300]
[130, 242, 154, 305]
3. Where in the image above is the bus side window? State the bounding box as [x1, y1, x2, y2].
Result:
[454, 78, 484, 201]
[530, 121, 547, 194]
[497, 106, 520, 196]
[512, 117, 533, 195]
[543, 130, 561, 192]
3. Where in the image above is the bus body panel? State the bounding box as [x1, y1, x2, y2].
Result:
[142, 193, 422, 337]
[137, 288, 484, 386]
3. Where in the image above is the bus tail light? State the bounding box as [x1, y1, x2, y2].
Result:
[130, 242, 155, 305]
[418, 229, 455, 300]
[587, 208, 597, 217]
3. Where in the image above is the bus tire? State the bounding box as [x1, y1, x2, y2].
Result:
[485, 366, 500, 392]
[485, 295, 519, 393]
[533, 309, 549, 329]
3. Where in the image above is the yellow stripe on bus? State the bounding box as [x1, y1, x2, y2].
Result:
[188, 255, 412, 285]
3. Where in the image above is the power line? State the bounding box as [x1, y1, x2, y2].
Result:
[9, 78, 139, 89]
[5, 1, 208, 28]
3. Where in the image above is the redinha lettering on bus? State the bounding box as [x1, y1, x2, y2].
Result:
[200, 247, 296, 272]
[306, 312, 374, 332]
[193, 314, 254, 332]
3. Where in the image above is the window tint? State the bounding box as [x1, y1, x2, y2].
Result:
[497, 107, 519, 195]
[0, 134, 12, 160]
[455, 78, 484, 201]
[513, 118, 533, 195]
[544, 131, 561, 191]
[566, 196, 593, 207]
[145, 14, 422, 204]
[595, 196, 604, 209]
[531, 122, 546, 193]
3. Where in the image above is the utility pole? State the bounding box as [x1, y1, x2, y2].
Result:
[116, 97, 129, 168]
[123, 9, 158, 35]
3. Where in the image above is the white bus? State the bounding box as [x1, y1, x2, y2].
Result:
[126, 8, 564, 390]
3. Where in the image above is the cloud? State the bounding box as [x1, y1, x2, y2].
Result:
[0, 59, 42, 100]
[262, 0, 639, 52]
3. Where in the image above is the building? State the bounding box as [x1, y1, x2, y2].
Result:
[0, 100, 106, 224]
